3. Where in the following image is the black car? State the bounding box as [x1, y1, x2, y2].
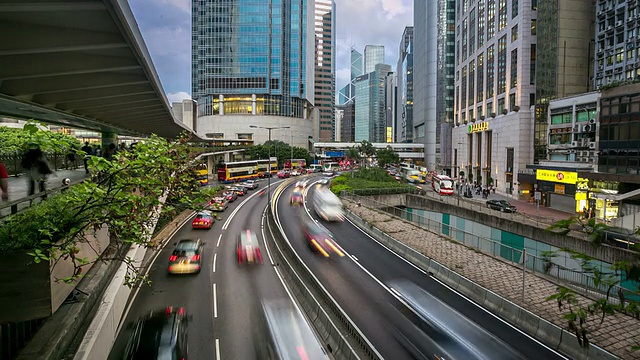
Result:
[486, 199, 517, 213]
[124, 306, 190, 360]
[168, 239, 203, 274]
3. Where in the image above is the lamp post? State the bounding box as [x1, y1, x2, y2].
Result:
[250, 125, 290, 209]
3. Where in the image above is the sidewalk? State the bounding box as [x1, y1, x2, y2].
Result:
[5, 169, 88, 201]
[343, 199, 640, 359]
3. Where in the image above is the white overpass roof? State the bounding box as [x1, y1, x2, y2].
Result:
[0, 0, 192, 138]
[314, 142, 424, 149]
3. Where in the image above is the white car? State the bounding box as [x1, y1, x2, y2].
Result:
[318, 177, 331, 185]
[291, 169, 300, 176]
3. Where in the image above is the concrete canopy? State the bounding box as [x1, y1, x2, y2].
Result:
[0, 0, 193, 139]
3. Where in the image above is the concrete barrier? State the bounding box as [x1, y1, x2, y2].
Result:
[344, 209, 621, 360]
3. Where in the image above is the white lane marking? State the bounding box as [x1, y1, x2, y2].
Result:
[216, 234, 222, 247]
[213, 253, 217, 273]
[215, 338, 221, 360]
[261, 210, 277, 266]
[345, 218, 568, 359]
[221, 179, 285, 230]
[213, 283, 218, 318]
[116, 212, 195, 335]
[352, 255, 358, 261]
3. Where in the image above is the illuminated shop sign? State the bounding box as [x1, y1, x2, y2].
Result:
[536, 169, 587, 185]
[468, 121, 489, 133]
[387, 127, 392, 143]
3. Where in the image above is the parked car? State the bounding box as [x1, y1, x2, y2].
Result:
[486, 199, 517, 213]
[244, 179, 259, 189]
[226, 186, 247, 196]
[222, 190, 238, 202]
[277, 171, 290, 179]
[123, 306, 190, 360]
[191, 211, 214, 230]
[208, 197, 229, 211]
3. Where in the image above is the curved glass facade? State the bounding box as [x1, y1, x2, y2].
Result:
[197, 94, 305, 118]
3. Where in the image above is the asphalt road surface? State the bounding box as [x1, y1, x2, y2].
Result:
[273, 177, 568, 360]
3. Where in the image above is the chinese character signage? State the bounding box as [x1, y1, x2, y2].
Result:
[468, 121, 489, 133]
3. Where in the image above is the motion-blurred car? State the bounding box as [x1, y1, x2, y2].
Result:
[123, 306, 190, 360]
[291, 169, 301, 176]
[237, 229, 263, 265]
[290, 188, 304, 205]
[227, 186, 247, 196]
[313, 188, 345, 222]
[244, 179, 260, 189]
[486, 199, 517, 213]
[208, 197, 229, 211]
[302, 220, 344, 258]
[191, 211, 214, 230]
[322, 171, 334, 177]
[295, 179, 310, 188]
[222, 190, 238, 202]
[277, 171, 290, 179]
[317, 177, 331, 185]
[168, 239, 203, 274]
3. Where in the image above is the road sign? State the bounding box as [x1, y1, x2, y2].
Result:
[534, 191, 541, 201]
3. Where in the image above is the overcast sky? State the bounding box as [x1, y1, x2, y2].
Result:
[129, 0, 413, 103]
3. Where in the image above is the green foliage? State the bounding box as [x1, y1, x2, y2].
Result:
[376, 146, 399, 168]
[0, 133, 220, 286]
[352, 167, 395, 182]
[246, 140, 310, 167]
[358, 140, 375, 157]
[0, 122, 82, 155]
[330, 184, 352, 195]
[330, 170, 413, 196]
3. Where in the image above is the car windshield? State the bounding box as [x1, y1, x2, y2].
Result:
[195, 214, 212, 220]
[292, 190, 302, 196]
[306, 223, 330, 238]
[172, 249, 196, 257]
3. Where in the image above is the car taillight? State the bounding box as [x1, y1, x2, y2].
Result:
[179, 307, 184, 315]
[192, 254, 200, 261]
[169, 255, 177, 261]
[166, 306, 173, 315]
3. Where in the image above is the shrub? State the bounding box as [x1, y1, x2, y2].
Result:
[330, 184, 352, 195]
[353, 167, 395, 182]
[331, 175, 348, 186]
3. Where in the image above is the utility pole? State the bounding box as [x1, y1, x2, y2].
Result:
[250, 125, 290, 209]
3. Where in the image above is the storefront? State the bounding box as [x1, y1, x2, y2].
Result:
[534, 169, 588, 214]
[588, 180, 621, 221]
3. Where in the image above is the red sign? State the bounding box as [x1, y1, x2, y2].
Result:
[556, 173, 564, 181]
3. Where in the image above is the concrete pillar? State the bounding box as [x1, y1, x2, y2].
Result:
[224, 152, 231, 163]
[252, 94, 257, 115]
[219, 94, 224, 115]
[303, 102, 308, 120]
[207, 155, 215, 181]
[101, 132, 117, 149]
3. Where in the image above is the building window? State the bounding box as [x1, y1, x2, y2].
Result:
[478, 1, 485, 48]
[530, 45, 536, 85]
[487, 0, 496, 39]
[237, 133, 253, 140]
[477, 105, 483, 119]
[477, 53, 484, 103]
[498, 98, 506, 113]
[461, 66, 468, 109]
[530, 93, 535, 107]
[512, 0, 518, 18]
[532, 0, 537, 10]
[498, 0, 507, 31]
[509, 93, 516, 111]
[469, 60, 475, 107]
[531, 19, 537, 35]
[487, 102, 494, 115]
[510, 49, 518, 88]
[469, 9, 476, 53]
[487, 45, 495, 98]
[497, 36, 507, 94]
[511, 24, 518, 42]
[616, 47, 624, 63]
[462, 18, 468, 60]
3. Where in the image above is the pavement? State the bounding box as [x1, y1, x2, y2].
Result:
[342, 199, 640, 359]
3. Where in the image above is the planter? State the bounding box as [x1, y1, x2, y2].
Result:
[502, 109, 508, 115]
[0, 226, 109, 323]
[491, 112, 496, 118]
[514, 106, 520, 112]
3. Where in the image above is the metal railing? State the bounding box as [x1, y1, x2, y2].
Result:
[342, 193, 640, 304]
[0, 153, 81, 177]
[0, 177, 85, 221]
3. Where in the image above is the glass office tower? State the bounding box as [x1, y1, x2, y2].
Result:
[192, 0, 315, 147]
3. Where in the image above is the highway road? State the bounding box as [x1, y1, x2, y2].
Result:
[273, 177, 568, 360]
[108, 178, 311, 359]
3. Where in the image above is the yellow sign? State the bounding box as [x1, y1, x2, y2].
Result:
[554, 184, 565, 194]
[386, 127, 392, 143]
[536, 169, 586, 184]
[468, 121, 489, 133]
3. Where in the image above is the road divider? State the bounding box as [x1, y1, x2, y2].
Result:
[266, 178, 380, 360]
[343, 208, 619, 360]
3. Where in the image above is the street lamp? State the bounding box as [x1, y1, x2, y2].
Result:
[290, 132, 304, 169]
[250, 125, 290, 209]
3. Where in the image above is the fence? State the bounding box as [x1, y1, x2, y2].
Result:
[0, 177, 85, 221]
[0, 153, 81, 177]
[342, 192, 640, 304]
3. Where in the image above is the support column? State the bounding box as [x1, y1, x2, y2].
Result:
[219, 94, 224, 115]
[252, 94, 257, 115]
[224, 152, 231, 163]
[207, 155, 215, 181]
[101, 132, 117, 149]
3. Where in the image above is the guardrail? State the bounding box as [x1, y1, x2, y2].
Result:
[342, 193, 640, 304]
[344, 208, 619, 360]
[267, 180, 380, 360]
[0, 177, 84, 221]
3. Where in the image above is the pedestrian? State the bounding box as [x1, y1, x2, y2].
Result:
[21, 143, 52, 197]
[102, 143, 117, 161]
[81, 141, 92, 174]
[0, 162, 8, 200]
[65, 146, 77, 170]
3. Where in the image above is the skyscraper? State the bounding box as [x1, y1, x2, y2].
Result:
[314, 0, 336, 141]
[396, 26, 414, 143]
[364, 45, 385, 73]
[385, 71, 396, 143]
[354, 63, 391, 142]
[338, 48, 363, 105]
[192, 0, 315, 148]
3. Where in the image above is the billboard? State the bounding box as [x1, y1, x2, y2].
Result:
[326, 151, 344, 158]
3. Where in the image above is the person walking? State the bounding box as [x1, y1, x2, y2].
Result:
[21, 143, 52, 197]
[81, 141, 92, 174]
[0, 162, 8, 200]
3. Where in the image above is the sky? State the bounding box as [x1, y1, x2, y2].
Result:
[129, 0, 413, 104]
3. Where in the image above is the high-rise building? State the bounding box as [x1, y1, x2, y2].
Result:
[396, 26, 414, 143]
[364, 45, 385, 73]
[334, 107, 343, 141]
[415, 2, 456, 171]
[314, 0, 336, 142]
[451, 0, 537, 195]
[191, 0, 315, 148]
[385, 71, 397, 143]
[534, 1, 594, 164]
[172, 99, 197, 132]
[354, 63, 391, 142]
[338, 102, 355, 142]
[338, 48, 363, 105]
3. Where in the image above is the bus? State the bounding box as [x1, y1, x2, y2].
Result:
[432, 174, 454, 195]
[401, 167, 425, 184]
[193, 163, 208, 185]
[284, 158, 306, 169]
[322, 162, 338, 171]
[254, 300, 328, 360]
[217, 160, 259, 183]
[256, 159, 278, 177]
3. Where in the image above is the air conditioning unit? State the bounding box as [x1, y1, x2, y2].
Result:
[589, 142, 597, 149]
[577, 157, 586, 162]
[617, 21, 623, 27]
[571, 140, 579, 147]
[580, 138, 590, 146]
[589, 118, 596, 124]
[582, 124, 593, 132]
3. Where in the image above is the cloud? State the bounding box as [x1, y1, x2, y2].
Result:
[168, 92, 191, 103]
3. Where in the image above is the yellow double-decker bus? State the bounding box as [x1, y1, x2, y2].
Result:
[194, 163, 208, 185]
[256, 159, 278, 177]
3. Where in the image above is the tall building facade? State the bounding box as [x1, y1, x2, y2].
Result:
[172, 99, 197, 132]
[437, 0, 456, 174]
[338, 48, 363, 105]
[314, 0, 336, 141]
[385, 71, 397, 142]
[192, 0, 315, 148]
[534, 1, 594, 163]
[451, 0, 537, 194]
[338, 102, 355, 142]
[396, 26, 414, 143]
[364, 45, 385, 73]
[354, 63, 391, 142]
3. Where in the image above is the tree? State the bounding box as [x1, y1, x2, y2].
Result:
[0, 122, 81, 156]
[0, 132, 219, 286]
[376, 146, 399, 168]
[358, 140, 375, 167]
[346, 146, 361, 177]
